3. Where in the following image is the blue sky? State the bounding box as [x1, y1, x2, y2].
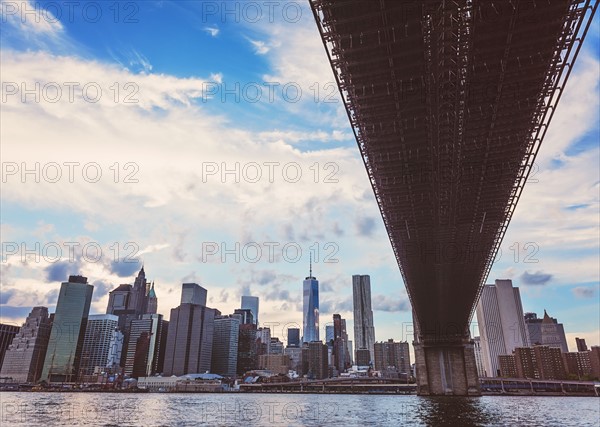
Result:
[1, 1, 599, 352]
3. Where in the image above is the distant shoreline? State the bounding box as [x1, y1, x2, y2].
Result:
[1, 388, 597, 397]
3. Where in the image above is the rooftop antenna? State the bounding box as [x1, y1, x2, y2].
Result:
[310, 253, 313, 278]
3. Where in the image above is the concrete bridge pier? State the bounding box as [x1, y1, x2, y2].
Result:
[413, 339, 480, 396]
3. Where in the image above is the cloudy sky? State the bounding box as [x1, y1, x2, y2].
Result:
[1, 1, 598, 351]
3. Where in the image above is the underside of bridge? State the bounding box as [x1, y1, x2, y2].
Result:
[310, 0, 596, 395]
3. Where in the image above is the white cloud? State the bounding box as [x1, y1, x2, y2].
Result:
[129, 49, 153, 73]
[247, 38, 271, 55]
[0, 49, 386, 327]
[0, 0, 64, 36]
[203, 26, 220, 37]
[490, 53, 600, 286]
[0, 0, 79, 53]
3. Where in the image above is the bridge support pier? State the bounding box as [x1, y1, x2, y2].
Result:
[414, 340, 480, 396]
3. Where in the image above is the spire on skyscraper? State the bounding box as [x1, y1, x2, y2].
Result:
[542, 309, 553, 324]
[147, 281, 156, 298]
[306, 254, 315, 280]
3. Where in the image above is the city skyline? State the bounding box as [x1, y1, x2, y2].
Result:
[0, 2, 599, 424]
[1, 266, 598, 388]
[2, 264, 598, 352]
[1, 1, 598, 359]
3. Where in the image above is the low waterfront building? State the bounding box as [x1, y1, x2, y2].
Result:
[137, 373, 224, 392]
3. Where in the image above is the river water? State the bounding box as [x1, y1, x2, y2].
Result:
[0, 392, 597, 426]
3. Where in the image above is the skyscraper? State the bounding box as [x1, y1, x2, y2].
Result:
[106, 284, 135, 328]
[130, 266, 152, 315]
[524, 311, 568, 352]
[576, 337, 588, 352]
[124, 314, 168, 378]
[325, 325, 334, 346]
[473, 337, 485, 378]
[181, 283, 207, 306]
[540, 310, 568, 352]
[106, 267, 158, 367]
[287, 328, 300, 347]
[146, 282, 158, 314]
[241, 296, 259, 325]
[41, 275, 94, 382]
[233, 308, 254, 325]
[237, 323, 258, 375]
[211, 314, 240, 377]
[163, 290, 216, 376]
[256, 327, 271, 356]
[332, 314, 351, 372]
[352, 275, 375, 362]
[303, 261, 319, 343]
[476, 279, 528, 377]
[306, 341, 328, 379]
[80, 314, 122, 376]
[0, 307, 51, 383]
[106, 267, 156, 319]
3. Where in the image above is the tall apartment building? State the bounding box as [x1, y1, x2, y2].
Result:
[503, 345, 568, 380]
[374, 339, 411, 377]
[563, 351, 592, 378]
[80, 314, 123, 376]
[352, 275, 375, 362]
[590, 346, 600, 379]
